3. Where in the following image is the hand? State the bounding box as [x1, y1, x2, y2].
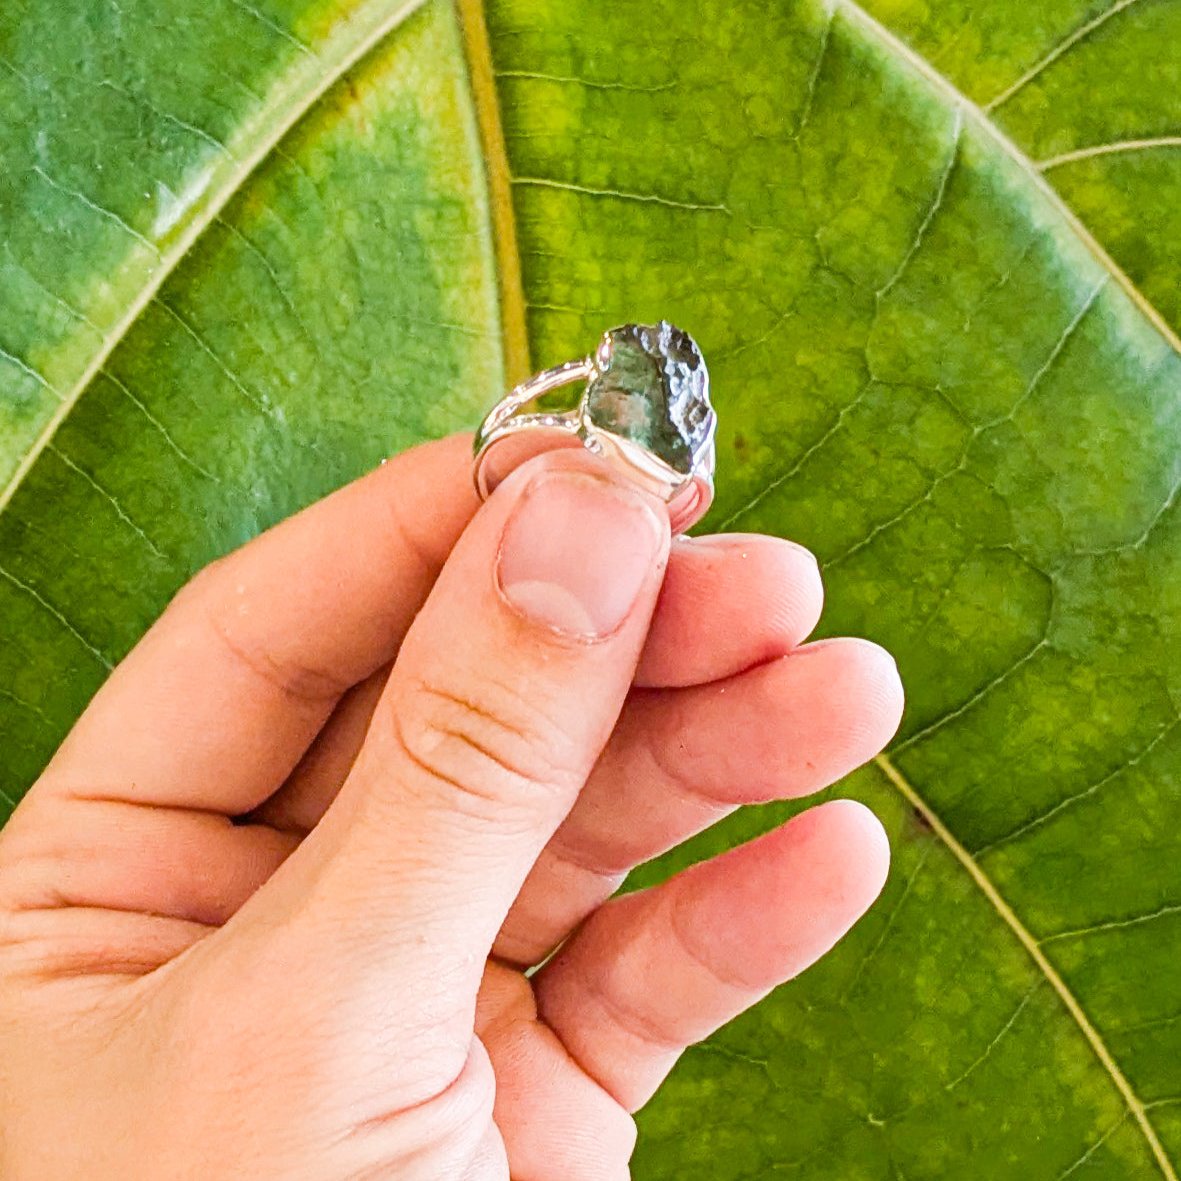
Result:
[0, 435, 903, 1179]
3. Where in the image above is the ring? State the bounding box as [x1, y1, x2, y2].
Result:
[473, 321, 716, 534]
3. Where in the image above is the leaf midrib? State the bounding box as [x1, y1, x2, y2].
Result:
[877, 755, 1177, 1179]
[0, 0, 432, 519]
[454, 0, 531, 386]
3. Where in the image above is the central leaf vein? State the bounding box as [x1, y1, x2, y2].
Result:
[877, 753, 1177, 1179]
[0, 0, 432, 519]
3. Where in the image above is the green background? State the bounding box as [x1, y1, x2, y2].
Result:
[1, 0, 1179, 1174]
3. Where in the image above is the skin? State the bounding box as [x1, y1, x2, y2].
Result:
[0, 434, 904, 1179]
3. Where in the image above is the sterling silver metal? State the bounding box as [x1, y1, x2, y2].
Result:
[472, 326, 716, 534]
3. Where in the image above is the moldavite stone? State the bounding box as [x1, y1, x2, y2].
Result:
[583, 321, 712, 473]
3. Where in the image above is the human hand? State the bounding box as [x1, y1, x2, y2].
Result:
[0, 435, 903, 1179]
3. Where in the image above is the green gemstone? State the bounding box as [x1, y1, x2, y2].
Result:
[583, 321, 712, 473]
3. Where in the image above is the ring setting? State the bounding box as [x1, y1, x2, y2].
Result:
[473, 321, 716, 533]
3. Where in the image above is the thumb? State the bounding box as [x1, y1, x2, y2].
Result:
[254, 450, 669, 1012]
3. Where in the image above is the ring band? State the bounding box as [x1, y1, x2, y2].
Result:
[473, 321, 716, 534]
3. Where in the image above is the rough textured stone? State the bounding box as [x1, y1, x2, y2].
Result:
[583, 321, 712, 473]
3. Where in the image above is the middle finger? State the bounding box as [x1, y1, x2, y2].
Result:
[493, 636, 904, 966]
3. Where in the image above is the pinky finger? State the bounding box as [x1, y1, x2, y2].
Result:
[533, 799, 889, 1111]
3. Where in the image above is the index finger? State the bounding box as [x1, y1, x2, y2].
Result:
[38, 433, 479, 817]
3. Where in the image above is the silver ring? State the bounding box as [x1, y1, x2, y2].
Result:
[473, 321, 716, 534]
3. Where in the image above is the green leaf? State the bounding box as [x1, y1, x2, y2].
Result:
[0, 0, 502, 785]
[860, 0, 1181, 340]
[1, 0, 1178, 1176]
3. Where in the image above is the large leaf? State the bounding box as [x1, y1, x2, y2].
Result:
[1, 0, 1179, 1175]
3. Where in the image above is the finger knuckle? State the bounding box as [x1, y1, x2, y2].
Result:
[171, 561, 347, 704]
[391, 676, 581, 820]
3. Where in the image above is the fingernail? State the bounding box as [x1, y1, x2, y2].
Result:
[497, 471, 667, 638]
[676, 532, 819, 566]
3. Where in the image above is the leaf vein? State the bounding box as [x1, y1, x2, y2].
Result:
[894, 635, 1050, 754]
[151, 297, 277, 420]
[511, 175, 730, 213]
[1057, 1114, 1130, 1179]
[214, 216, 323, 360]
[456, 0, 530, 385]
[975, 717, 1180, 855]
[45, 444, 169, 562]
[876, 754, 1175, 1180]
[794, 1, 835, 139]
[494, 69, 676, 94]
[876, 107, 963, 299]
[824, 450, 968, 569]
[100, 369, 219, 481]
[30, 165, 161, 254]
[983, 0, 1148, 114]
[0, 345, 62, 401]
[944, 983, 1039, 1093]
[0, 248, 107, 343]
[979, 275, 1108, 430]
[1040, 136, 1181, 171]
[0, 564, 112, 671]
[1042, 901, 1181, 945]
[225, 0, 317, 57]
[0, 685, 51, 725]
[837, 0, 1181, 357]
[97, 79, 234, 159]
[716, 376, 875, 530]
[841, 842, 932, 1001]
